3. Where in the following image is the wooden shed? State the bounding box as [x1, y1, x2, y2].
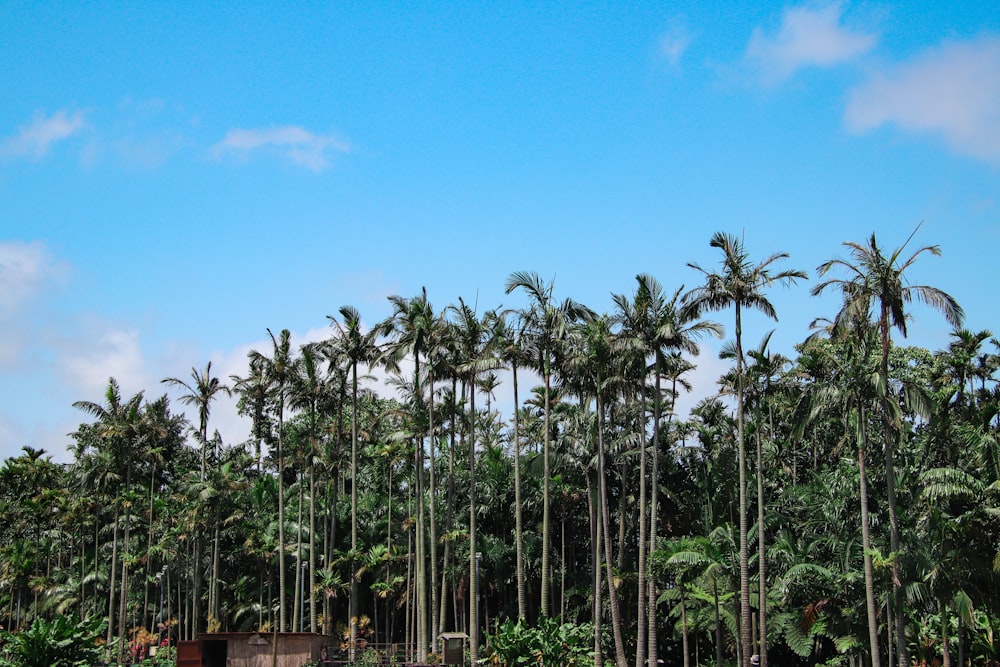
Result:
[177, 632, 327, 667]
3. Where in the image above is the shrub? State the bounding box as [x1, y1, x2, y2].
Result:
[485, 616, 594, 666]
[0, 615, 105, 667]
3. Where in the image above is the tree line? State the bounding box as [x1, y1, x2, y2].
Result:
[1, 230, 998, 667]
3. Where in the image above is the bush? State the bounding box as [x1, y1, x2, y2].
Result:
[0, 615, 105, 667]
[485, 616, 594, 666]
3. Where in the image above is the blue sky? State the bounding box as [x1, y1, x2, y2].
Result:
[2, 1, 998, 462]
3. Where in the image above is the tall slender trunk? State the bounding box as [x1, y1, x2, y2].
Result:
[349, 363, 359, 660]
[106, 505, 119, 661]
[541, 364, 552, 617]
[117, 463, 133, 665]
[428, 369, 440, 650]
[309, 459, 317, 632]
[211, 506, 221, 627]
[598, 390, 628, 667]
[880, 312, 908, 667]
[512, 365, 527, 621]
[736, 305, 753, 667]
[635, 391, 648, 667]
[591, 472, 603, 667]
[648, 365, 668, 666]
[859, 403, 883, 667]
[414, 354, 428, 662]
[756, 421, 768, 667]
[681, 590, 690, 667]
[439, 376, 458, 635]
[714, 580, 724, 667]
[278, 400, 287, 632]
[293, 478, 303, 632]
[468, 381, 480, 663]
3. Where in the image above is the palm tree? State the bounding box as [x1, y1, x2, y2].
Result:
[382, 288, 436, 661]
[72, 378, 145, 662]
[730, 330, 790, 667]
[162, 361, 231, 634]
[686, 232, 806, 667]
[448, 297, 500, 664]
[565, 314, 628, 667]
[248, 328, 296, 631]
[613, 273, 722, 667]
[813, 228, 963, 667]
[328, 306, 382, 654]
[799, 321, 886, 667]
[486, 308, 532, 621]
[162, 362, 231, 480]
[505, 271, 592, 616]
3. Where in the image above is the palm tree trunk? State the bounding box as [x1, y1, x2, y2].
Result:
[859, 404, 883, 667]
[756, 423, 768, 667]
[468, 380, 480, 663]
[541, 365, 552, 617]
[880, 313, 908, 667]
[648, 368, 665, 667]
[278, 401, 287, 632]
[293, 478, 303, 632]
[106, 504, 119, 660]
[309, 460, 317, 633]
[512, 365, 527, 621]
[736, 305, 753, 667]
[598, 390, 628, 667]
[349, 363, 359, 659]
[428, 370, 440, 651]
[681, 591, 690, 667]
[635, 391, 648, 667]
[714, 581, 724, 667]
[591, 471, 603, 667]
[211, 507, 221, 626]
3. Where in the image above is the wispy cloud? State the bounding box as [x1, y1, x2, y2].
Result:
[0, 241, 66, 311]
[1, 110, 87, 160]
[658, 22, 693, 68]
[746, 3, 877, 84]
[213, 126, 350, 171]
[56, 325, 151, 399]
[845, 35, 1000, 163]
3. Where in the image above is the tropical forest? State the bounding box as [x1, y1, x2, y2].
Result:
[1, 231, 998, 667]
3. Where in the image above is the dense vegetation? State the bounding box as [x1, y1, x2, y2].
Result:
[1, 231, 998, 667]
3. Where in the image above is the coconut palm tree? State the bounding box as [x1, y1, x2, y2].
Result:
[686, 232, 806, 667]
[813, 228, 963, 667]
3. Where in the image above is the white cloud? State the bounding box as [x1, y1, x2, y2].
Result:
[0, 241, 67, 370]
[659, 24, 693, 68]
[0, 240, 65, 310]
[213, 126, 350, 171]
[747, 3, 877, 83]
[1, 110, 87, 160]
[57, 326, 151, 399]
[845, 35, 1000, 163]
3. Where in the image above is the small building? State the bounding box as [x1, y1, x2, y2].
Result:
[177, 632, 327, 667]
[438, 632, 469, 665]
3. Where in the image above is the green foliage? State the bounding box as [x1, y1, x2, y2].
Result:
[0, 615, 104, 667]
[485, 616, 594, 666]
